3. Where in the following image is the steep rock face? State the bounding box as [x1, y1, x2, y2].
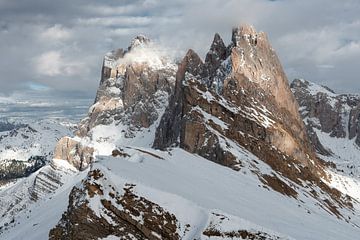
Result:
[76, 36, 176, 138]
[53, 137, 94, 170]
[291, 79, 360, 150]
[230, 25, 301, 119]
[154, 25, 317, 175]
[52, 36, 177, 169]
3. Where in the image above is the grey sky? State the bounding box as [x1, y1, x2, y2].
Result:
[0, 0, 359, 103]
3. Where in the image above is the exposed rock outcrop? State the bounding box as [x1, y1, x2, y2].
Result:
[76, 36, 177, 137]
[291, 78, 360, 151]
[49, 168, 180, 240]
[53, 36, 177, 170]
[53, 137, 94, 170]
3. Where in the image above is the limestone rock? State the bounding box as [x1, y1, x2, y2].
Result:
[49, 169, 180, 240]
[53, 137, 94, 170]
[205, 33, 228, 74]
[155, 25, 316, 169]
[76, 36, 177, 137]
[291, 78, 360, 150]
[230, 24, 301, 121]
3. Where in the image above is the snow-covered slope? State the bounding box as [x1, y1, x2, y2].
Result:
[0, 119, 74, 181]
[0, 119, 74, 161]
[2, 148, 360, 239]
[0, 159, 80, 235]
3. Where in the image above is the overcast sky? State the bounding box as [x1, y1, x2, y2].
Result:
[1, 0, 360, 103]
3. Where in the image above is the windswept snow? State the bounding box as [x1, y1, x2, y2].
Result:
[89, 148, 360, 240]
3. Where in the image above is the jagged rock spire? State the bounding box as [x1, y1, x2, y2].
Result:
[205, 33, 228, 76]
[205, 33, 227, 63]
[232, 24, 258, 46]
[182, 49, 205, 77]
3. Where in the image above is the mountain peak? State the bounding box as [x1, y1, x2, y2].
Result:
[128, 34, 151, 51]
[212, 33, 225, 48]
[181, 49, 204, 77]
[205, 33, 227, 67]
[232, 24, 258, 46]
[291, 78, 337, 96]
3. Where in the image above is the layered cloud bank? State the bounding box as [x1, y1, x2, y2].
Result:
[0, 0, 360, 98]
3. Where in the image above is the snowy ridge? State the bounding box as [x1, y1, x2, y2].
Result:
[294, 79, 338, 98]
[291, 79, 360, 229]
[75, 155, 295, 240]
[0, 159, 80, 235]
[3, 147, 360, 239]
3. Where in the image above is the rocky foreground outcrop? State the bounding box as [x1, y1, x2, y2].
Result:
[49, 169, 181, 240]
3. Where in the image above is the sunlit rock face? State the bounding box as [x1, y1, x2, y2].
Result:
[154, 24, 317, 172]
[53, 136, 94, 170]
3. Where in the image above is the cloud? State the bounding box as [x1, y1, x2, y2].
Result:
[0, 0, 360, 99]
[77, 16, 152, 27]
[40, 24, 72, 42]
[34, 51, 87, 77]
[34, 51, 63, 76]
[317, 65, 335, 69]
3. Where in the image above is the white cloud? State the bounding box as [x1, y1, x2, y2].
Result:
[317, 65, 335, 69]
[35, 51, 62, 76]
[77, 16, 151, 27]
[1, 0, 360, 96]
[34, 51, 86, 77]
[40, 24, 72, 42]
[84, 4, 139, 15]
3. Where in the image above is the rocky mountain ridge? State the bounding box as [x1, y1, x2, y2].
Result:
[2, 25, 360, 240]
[153, 25, 328, 200]
[291, 78, 360, 149]
[291, 78, 360, 177]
